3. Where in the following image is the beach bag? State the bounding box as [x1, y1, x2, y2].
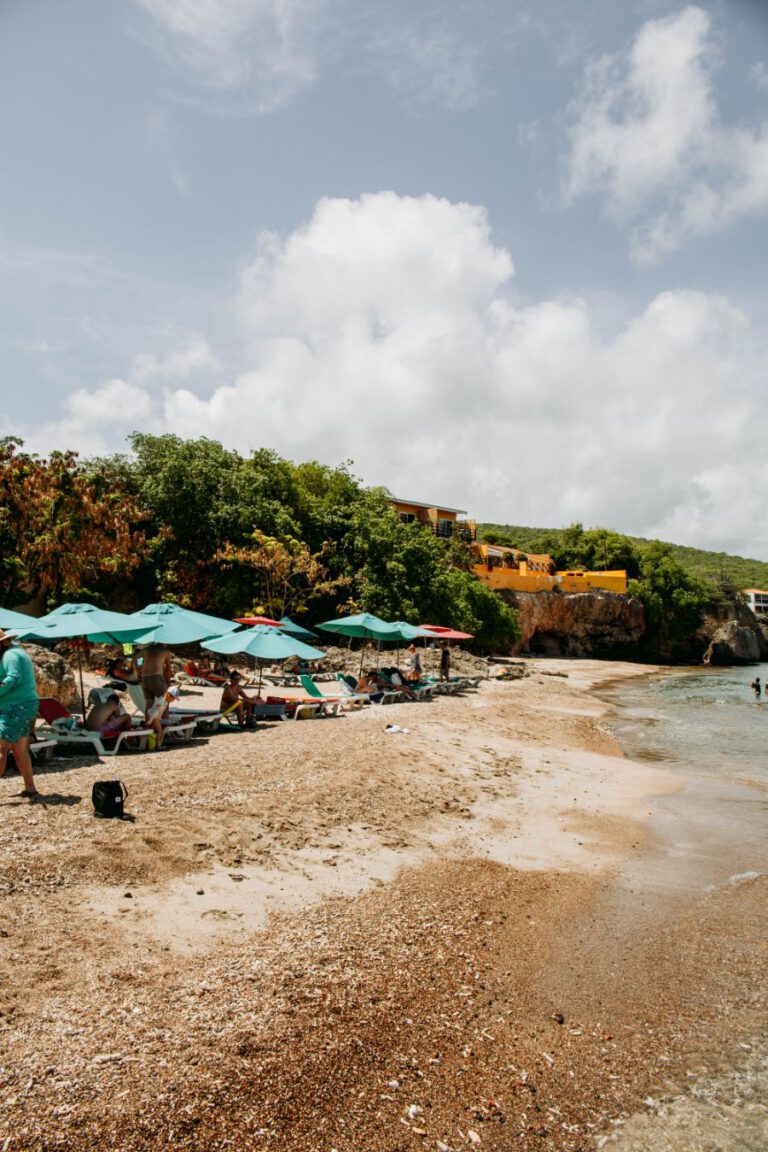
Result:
[92, 779, 128, 819]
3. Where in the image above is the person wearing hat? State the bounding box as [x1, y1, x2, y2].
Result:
[0, 629, 40, 798]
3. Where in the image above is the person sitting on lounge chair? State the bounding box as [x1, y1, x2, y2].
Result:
[355, 670, 386, 702]
[386, 670, 417, 700]
[221, 671, 260, 728]
[86, 693, 133, 740]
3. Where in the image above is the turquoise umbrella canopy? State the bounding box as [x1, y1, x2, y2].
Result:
[278, 616, 319, 641]
[203, 625, 324, 694]
[126, 602, 240, 645]
[10, 602, 157, 721]
[0, 607, 37, 631]
[316, 612, 403, 642]
[13, 602, 156, 646]
[387, 621, 435, 641]
[203, 625, 324, 662]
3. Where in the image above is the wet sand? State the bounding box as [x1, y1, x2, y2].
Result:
[1, 659, 766, 1150]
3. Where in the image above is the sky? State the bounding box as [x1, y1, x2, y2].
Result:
[2, 0, 768, 557]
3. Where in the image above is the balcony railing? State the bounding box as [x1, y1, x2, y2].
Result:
[399, 513, 477, 542]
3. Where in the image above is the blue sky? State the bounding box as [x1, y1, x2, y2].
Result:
[2, 0, 768, 556]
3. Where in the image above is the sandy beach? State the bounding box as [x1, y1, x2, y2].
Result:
[1, 659, 767, 1151]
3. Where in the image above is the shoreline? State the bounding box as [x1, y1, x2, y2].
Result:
[1, 658, 766, 1150]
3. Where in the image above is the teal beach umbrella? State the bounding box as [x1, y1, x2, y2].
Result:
[203, 625, 324, 693]
[316, 612, 402, 641]
[126, 602, 240, 645]
[0, 607, 37, 631]
[12, 602, 157, 720]
[316, 612, 404, 672]
[278, 616, 319, 641]
[387, 621, 435, 641]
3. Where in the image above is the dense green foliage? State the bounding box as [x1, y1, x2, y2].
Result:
[1, 435, 519, 652]
[627, 543, 712, 656]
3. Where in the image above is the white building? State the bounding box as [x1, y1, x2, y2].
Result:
[742, 589, 768, 615]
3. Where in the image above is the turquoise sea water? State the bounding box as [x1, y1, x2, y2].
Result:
[594, 663, 768, 1151]
[598, 663, 768, 780]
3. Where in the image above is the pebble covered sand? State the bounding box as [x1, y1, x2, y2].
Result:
[1, 660, 767, 1150]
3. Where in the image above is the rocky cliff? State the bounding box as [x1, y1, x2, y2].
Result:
[501, 590, 646, 658]
[27, 644, 80, 709]
[699, 600, 768, 665]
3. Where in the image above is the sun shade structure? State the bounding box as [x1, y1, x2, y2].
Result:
[126, 602, 240, 645]
[277, 616, 319, 641]
[316, 612, 404, 642]
[316, 612, 406, 673]
[12, 603, 156, 647]
[202, 625, 325, 694]
[0, 607, 38, 630]
[420, 624, 474, 640]
[387, 621, 436, 641]
[234, 615, 281, 627]
[11, 602, 157, 720]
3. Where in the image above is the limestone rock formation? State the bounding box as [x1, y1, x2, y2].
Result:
[26, 643, 80, 708]
[702, 612, 768, 664]
[502, 590, 646, 658]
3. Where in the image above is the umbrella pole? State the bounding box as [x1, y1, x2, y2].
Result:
[77, 647, 86, 724]
[359, 643, 365, 677]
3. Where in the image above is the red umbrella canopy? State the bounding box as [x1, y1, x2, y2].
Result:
[420, 625, 474, 640]
[234, 615, 281, 627]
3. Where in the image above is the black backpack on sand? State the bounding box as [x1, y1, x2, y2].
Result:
[92, 779, 128, 819]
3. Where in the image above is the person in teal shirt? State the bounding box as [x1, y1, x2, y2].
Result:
[0, 630, 40, 797]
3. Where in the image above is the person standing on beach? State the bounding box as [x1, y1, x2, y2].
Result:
[0, 630, 40, 798]
[140, 644, 173, 711]
[438, 639, 451, 682]
[404, 644, 423, 681]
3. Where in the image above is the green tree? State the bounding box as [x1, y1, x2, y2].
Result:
[128, 434, 300, 607]
[629, 543, 712, 656]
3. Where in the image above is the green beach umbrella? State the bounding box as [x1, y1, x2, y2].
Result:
[277, 616, 320, 642]
[316, 612, 403, 641]
[386, 620, 436, 666]
[388, 621, 435, 641]
[203, 625, 324, 694]
[17, 603, 157, 646]
[0, 607, 37, 631]
[126, 602, 240, 646]
[316, 612, 404, 672]
[12, 602, 157, 720]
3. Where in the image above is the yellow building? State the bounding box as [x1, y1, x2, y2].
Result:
[472, 541, 627, 594]
[392, 498, 477, 541]
[391, 497, 627, 595]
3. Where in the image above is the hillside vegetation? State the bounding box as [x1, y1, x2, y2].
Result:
[478, 522, 768, 592]
[0, 435, 519, 652]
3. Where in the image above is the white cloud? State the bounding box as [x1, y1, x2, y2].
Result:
[134, 0, 326, 112]
[16, 193, 768, 559]
[21, 379, 154, 459]
[566, 6, 768, 262]
[133, 337, 220, 381]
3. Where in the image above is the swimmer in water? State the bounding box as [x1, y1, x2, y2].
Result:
[749, 676, 761, 697]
